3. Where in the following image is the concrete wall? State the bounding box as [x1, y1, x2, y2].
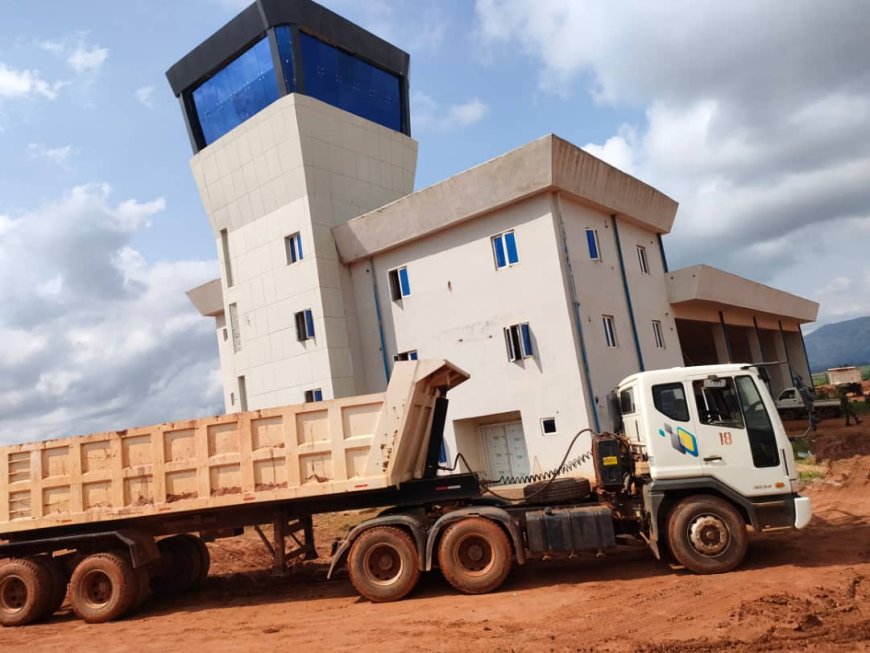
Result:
[349, 193, 596, 477]
[190, 93, 417, 410]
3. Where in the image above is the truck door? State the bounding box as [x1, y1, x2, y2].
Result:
[688, 374, 788, 497]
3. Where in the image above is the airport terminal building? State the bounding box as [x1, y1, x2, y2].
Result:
[169, 0, 818, 482]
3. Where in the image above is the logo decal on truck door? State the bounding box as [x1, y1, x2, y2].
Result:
[658, 424, 699, 457]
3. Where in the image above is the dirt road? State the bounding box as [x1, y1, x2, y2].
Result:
[2, 422, 868, 652]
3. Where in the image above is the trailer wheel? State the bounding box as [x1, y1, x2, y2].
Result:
[0, 558, 52, 627]
[438, 517, 512, 595]
[667, 496, 748, 574]
[132, 565, 151, 610]
[178, 534, 211, 585]
[348, 526, 421, 602]
[69, 552, 138, 623]
[29, 556, 68, 618]
[151, 535, 202, 595]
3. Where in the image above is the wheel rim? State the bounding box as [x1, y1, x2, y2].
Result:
[363, 543, 404, 587]
[0, 576, 27, 614]
[687, 513, 730, 556]
[454, 534, 494, 576]
[81, 570, 114, 608]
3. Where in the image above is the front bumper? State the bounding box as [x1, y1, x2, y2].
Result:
[793, 495, 812, 529]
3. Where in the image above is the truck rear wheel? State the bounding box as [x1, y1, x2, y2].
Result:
[348, 526, 420, 602]
[438, 517, 512, 595]
[667, 496, 748, 574]
[151, 535, 203, 595]
[29, 556, 68, 618]
[69, 552, 138, 623]
[0, 558, 52, 627]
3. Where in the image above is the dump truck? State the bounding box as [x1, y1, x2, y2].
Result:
[0, 361, 811, 627]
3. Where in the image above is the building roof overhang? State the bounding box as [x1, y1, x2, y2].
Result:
[186, 278, 224, 317]
[667, 265, 819, 324]
[331, 134, 679, 263]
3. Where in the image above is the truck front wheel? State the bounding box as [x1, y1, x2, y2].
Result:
[348, 526, 421, 602]
[438, 517, 512, 594]
[667, 496, 748, 574]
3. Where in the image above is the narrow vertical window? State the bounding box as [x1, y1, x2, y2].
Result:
[504, 323, 533, 361]
[221, 229, 234, 287]
[492, 230, 519, 269]
[388, 266, 411, 300]
[304, 388, 323, 402]
[603, 315, 618, 348]
[229, 303, 241, 353]
[652, 320, 665, 349]
[637, 245, 650, 274]
[285, 232, 303, 264]
[295, 309, 315, 341]
[586, 228, 600, 261]
[237, 375, 248, 412]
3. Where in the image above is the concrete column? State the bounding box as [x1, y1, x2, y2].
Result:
[784, 331, 811, 385]
[748, 326, 763, 363]
[769, 330, 790, 394]
[712, 323, 731, 363]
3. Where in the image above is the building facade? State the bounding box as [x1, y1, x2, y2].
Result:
[171, 0, 818, 483]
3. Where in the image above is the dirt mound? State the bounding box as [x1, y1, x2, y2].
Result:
[637, 571, 870, 652]
[813, 429, 870, 462]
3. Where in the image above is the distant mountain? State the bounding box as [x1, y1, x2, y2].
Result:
[805, 315, 870, 372]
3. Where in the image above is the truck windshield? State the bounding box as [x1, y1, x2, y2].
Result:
[735, 376, 780, 468]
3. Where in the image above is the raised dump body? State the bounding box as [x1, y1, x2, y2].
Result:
[0, 360, 468, 538]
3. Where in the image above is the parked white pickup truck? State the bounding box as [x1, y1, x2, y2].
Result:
[774, 386, 841, 420]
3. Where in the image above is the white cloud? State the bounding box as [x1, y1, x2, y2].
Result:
[67, 43, 108, 74]
[37, 35, 108, 76]
[27, 142, 75, 168]
[135, 85, 154, 108]
[0, 63, 62, 100]
[475, 0, 870, 326]
[0, 185, 221, 444]
[413, 92, 489, 131]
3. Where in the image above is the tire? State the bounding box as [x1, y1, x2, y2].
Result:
[69, 552, 138, 623]
[779, 409, 795, 421]
[29, 556, 68, 618]
[132, 565, 151, 611]
[666, 496, 748, 574]
[347, 526, 421, 603]
[522, 477, 591, 505]
[151, 535, 202, 595]
[177, 534, 210, 586]
[438, 517, 512, 595]
[0, 558, 52, 627]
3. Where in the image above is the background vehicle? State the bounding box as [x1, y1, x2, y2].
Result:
[774, 386, 841, 420]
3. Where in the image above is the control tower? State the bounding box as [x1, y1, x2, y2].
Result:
[167, 0, 417, 411]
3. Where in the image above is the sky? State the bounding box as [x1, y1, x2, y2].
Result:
[1, 0, 868, 444]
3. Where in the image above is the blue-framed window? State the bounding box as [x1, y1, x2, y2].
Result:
[192, 36, 281, 146]
[388, 266, 411, 301]
[505, 323, 533, 361]
[394, 350, 418, 362]
[304, 388, 323, 402]
[586, 228, 600, 261]
[603, 315, 618, 348]
[492, 230, 519, 269]
[295, 308, 315, 341]
[299, 32, 402, 132]
[285, 232, 303, 264]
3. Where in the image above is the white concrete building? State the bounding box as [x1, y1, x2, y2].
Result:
[171, 0, 818, 482]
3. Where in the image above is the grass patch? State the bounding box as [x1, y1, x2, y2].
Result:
[799, 468, 825, 482]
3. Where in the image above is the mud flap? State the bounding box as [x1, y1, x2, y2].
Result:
[642, 484, 663, 560]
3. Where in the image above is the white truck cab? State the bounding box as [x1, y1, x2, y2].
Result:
[614, 364, 812, 560]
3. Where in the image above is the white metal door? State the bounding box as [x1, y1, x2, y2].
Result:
[480, 421, 530, 482]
